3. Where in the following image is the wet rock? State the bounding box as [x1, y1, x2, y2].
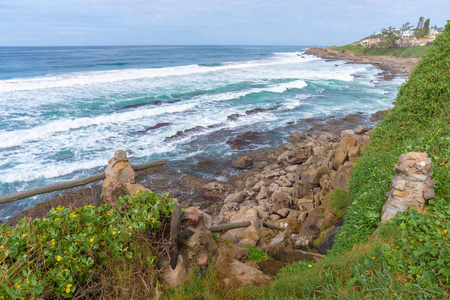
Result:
[232, 155, 253, 169]
[369, 109, 391, 122]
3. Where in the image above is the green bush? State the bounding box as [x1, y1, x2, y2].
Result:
[244, 245, 270, 263]
[0, 190, 175, 299]
[332, 21, 450, 288]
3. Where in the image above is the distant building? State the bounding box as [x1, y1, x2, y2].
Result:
[398, 36, 420, 47]
[360, 38, 384, 47]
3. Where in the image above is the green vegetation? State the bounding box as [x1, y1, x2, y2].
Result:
[165, 21, 450, 299]
[325, 188, 350, 220]
[0, 190, 175, 299]
[2, 20, 449, 300]
[330, 44, 431, 58]
[244, 245, 270, 263]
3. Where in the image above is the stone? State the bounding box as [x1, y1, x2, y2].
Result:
[256, 186, 269, 201]
[339, 136, 358, 153]
[333, 148, 348, 170]
[297, 211, 308, 222]
[332, 162, 353, 191]
[224, 192, 245, 204]
[285, 165, 298, 173]
[258, 259, 288, 276]
[221, 259, 272, 287]
[313, 146, 327, 157]
[293, 180, 311, 199]
[102, 150, 147, 205]
[277, 208, 290, 218]
[301, 165, 329, 186]
[270, 191, 292, 213]
[253, 180, 266, 192]
[232, 155, 253, 169]
[340, 129, 355, 137]
[348, 145, 361, 163]
[381, 152, 436, 223]
[286, 147, 313, 164]
[354, 125, 369, 134]
[222, 207, 262, 246]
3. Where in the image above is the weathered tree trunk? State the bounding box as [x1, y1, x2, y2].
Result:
[262, 221, 286, 231]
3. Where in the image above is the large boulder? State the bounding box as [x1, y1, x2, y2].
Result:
[222, 207, 262, 246]
[301, 165, 329, 186]
[221, 259, 273, 287]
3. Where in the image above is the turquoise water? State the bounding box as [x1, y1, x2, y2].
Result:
[0, 45, 405, 221]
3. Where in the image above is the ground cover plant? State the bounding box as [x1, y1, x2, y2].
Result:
[0, 190, 175, 299]
[165, 22, 450, 299]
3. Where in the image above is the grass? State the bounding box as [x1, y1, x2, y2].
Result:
[330, 44, 432, 58]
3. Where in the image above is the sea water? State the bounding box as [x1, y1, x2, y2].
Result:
[0, 45, 405, 221]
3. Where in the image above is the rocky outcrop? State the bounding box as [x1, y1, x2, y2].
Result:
[304, 47, 420, 79]
[381, 152, 436, 223]
[101, 150, 148, 205]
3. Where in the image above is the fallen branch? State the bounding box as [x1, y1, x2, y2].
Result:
[0, 159, 166, 204]
[262, 221, 286, 231]
[210, 221, 251, 232]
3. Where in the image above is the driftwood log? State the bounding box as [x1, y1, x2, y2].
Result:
[0, 159, 166, 204]
[210, 221, 251, 232]
[262, 221, 286, 231]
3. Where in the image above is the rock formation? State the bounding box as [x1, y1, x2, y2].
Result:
[381, 152, 436, 223]
[101, 150, 148, 205]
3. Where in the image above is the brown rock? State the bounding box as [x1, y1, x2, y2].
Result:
[222, 259, 273, 287]
[232, 155, 253, 169]
[332, 162, 353, 191]
[301, 165, 329, 186]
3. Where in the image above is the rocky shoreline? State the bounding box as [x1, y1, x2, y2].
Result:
[305, 47, 420, 80]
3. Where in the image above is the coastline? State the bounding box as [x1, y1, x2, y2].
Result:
[4, 48, 414, 226]
[305, 47, 420, 80]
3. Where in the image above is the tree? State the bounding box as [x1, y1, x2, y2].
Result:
[424, 18, 430, 36]
[416, 16, 424, 30]
[381, 26, 399, 48]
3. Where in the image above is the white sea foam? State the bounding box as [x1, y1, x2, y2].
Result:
[0, 53, 315, 93]
[0, 102, 197, 148]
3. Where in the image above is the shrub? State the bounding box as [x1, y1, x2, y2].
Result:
[0, 190, 175, 299]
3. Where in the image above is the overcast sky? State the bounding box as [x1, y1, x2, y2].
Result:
[0, 0, 448, 46]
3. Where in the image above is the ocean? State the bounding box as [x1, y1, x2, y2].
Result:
[0, 45, 405, 221]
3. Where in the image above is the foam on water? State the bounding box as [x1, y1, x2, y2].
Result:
[0, 46, 405, 221]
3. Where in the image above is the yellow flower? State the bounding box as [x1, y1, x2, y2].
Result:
[57, 255, 62, 261]
[0, 245, 3, 249]
[66, 288, 71, 293]
[22, 233, 27, 238]
[26, 280, 29, 284]
[135, 189, 140, 195]
[128, 226, 132, 229]
[43, 218, 47, 222]
[372, 256, 375, 260]
[112, 231, 117, 235]
[90, 238, 94, 242]
[308, 264, 312, 268]
[67, 284, 72, 288]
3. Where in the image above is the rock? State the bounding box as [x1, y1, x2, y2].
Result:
[332, 162, 353, 191]
[273, 249, 323, 263]
[269, 214, 281, 221]
[277, 208, 290, 218]
[258, 259, 288, 276]
[333, 148, 348, 170]
[348, 145, 361, 163]
[301, 165, 329, 186]
[340, 129, 355, 137]
[285, 165, 298, 173]
[354, 125, 369, 134]
[224, 192, 245, 204]
[381, 152, 436, 223]
[256, 186, 269, 201]
[297, 211, 308, 222]
[292, 180, 311, 199]
[313, 146, 327, 157]
[253, 180, 266, 192]
[340, 136, 358, 153]
[296, 198, 314, 211]
[222, 207, 262, 246]
[232, 155, 253, 169]
[369, 109, 390, 122]
[286, 147, 313, 164]
[221, 259, 272, 287]
[101, 150, 147, 205]
[254, 206, 270, 222]
[270, 191, 292, 213]
[344, 113, 364, 123]
[276, 176, 293, 187]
